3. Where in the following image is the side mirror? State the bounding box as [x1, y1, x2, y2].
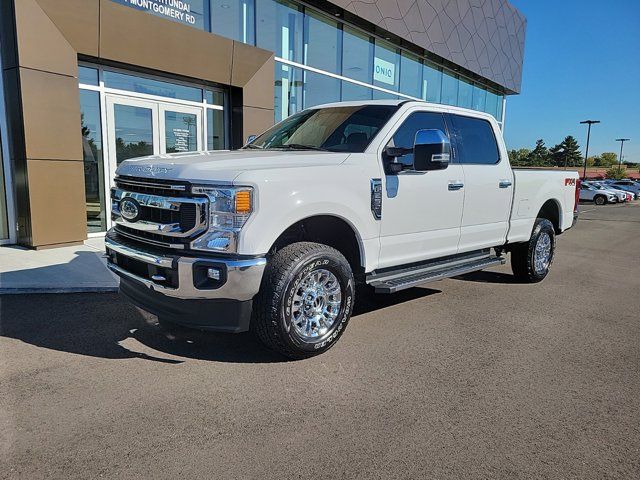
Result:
[413, 129, 451, 171]
[246, 134, 257, 144]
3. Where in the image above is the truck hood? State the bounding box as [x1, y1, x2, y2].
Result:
[115, 150, 351, 184]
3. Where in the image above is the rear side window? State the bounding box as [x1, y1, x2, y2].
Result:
[387, 112, 448, 166]
[449, 114, 500, 165]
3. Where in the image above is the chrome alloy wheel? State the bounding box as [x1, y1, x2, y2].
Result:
[533, 232, 552, 275]
[290, 269, 342, 340]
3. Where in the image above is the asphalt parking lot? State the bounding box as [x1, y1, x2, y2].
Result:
[1, 203, 639, 479]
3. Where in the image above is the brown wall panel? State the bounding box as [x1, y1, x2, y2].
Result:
[20, 68, 83, 162]
[99, 0, 234, 86]
[243, 107, 275, 140]
[26, 159, 87, 246]
[13, 0, 77, 77]
[36, 0, 100, 57]
[235, 50, 276, 111]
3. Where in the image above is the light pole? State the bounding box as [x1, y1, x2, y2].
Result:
[615, 138, 630, 170]
[580, 120, 600, 179]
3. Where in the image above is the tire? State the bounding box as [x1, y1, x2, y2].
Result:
[594, 195, 606, 206]
[252, 242, 355, 359]
[511, 218, 556, 283]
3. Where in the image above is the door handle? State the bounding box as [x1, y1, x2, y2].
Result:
[499, 180, 512, 188]
[448, 182, 464, 191]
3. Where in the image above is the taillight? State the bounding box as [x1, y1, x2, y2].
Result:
[574, 178, 581, 213]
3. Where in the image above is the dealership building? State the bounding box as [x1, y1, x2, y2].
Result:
[0, 0, 525, 248]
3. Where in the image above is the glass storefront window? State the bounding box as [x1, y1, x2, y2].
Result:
[441, 70, 458, 106]
[80, 90, 106, 233]
[109, 0, 207, 30]
[303, 9, 341, 74]
[104, 71, 203, 102]
[205, 89, 225, 106]
[399, 52, 422, 98]
[256, 0, 303, 62]
[78, 66, 99, 86]
[207, 109, 225, 149]
[211, 0, 255, 44]
[422, 61, 442, 103]
[303, 70, 340, 108]
[341, 81, 372, 102]
[164, 111, 198, 153]
[113, 104, 155, 164]
[373, 39, 400, 92]
[274, 63, 302, 121]
[472, 84, 487, 112]
[342, 26, 373, 84]
[457, 77, 473, 109]
[485, 89, 500, 120]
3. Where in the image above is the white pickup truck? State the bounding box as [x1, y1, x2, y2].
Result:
[106, 100, 579, 358]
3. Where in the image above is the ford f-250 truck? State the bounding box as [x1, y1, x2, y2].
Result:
[106, 100, 580, 359]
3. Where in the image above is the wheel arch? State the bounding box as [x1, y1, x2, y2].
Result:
[536, 198, 562, 234]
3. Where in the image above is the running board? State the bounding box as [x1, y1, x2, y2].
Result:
[367, 255, 506, 293]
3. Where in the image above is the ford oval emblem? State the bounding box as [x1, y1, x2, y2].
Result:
[120, 198, 141, 222]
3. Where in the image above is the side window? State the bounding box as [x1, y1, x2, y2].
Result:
[387, 112, 448, 166]
[449, 114, 500, 165]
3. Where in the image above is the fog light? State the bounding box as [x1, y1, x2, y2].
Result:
[207, 268, 221, 281]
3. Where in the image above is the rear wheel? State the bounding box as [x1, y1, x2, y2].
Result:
[252, 242, 355, 359]
[594, 195, 607, 206]
[511, 218, 556, 283]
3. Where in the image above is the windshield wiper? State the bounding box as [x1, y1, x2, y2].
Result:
[273, 143, 328, 152]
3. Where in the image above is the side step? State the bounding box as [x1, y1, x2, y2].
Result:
[367, 254, 506, 293]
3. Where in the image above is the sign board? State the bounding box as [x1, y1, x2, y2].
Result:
[111, 0, 204, 28]
[373, 57, 396, 86]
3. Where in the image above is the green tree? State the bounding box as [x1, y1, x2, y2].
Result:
[599, 152, 618, 167]
[526, 139, 551, 167]
[605, 165, 626, 179]
[550, 136, 582, 168]
[508, 148, 532, 166]
[586, 155, 599, 167]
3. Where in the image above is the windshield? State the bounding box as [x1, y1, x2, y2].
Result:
[245, 105, 399, 153]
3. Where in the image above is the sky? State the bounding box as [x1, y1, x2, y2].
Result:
[505, 0, 640, 163]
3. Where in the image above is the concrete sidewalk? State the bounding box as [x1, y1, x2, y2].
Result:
[0, 236, 118, 294]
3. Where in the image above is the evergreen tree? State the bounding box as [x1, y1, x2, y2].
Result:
[526, 139, 550, 167]
[561, 135, 582, 167]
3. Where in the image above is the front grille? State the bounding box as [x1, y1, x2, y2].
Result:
[115, 176, 191, 198]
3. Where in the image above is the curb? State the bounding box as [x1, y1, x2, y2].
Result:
[0, 286, 119, 295]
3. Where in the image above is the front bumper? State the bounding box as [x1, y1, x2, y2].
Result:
[105, 233, 266, 332]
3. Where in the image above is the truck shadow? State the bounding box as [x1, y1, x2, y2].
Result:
[453, 270, 521, 284]
[0, 287, 440, 364]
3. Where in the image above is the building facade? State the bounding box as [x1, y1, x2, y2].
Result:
[0, 0, 525, 248]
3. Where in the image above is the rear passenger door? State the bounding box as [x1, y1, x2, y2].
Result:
[448, 113, 513, 253]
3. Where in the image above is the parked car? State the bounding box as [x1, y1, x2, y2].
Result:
[585, 181, 627, 202]
[106, 100, 580, 358]
[604, 179, 640, 199]
[580, 184, 617, 205]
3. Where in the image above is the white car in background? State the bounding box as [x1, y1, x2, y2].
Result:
[585, 182, 628, 202]
[579, 184, 617, 205]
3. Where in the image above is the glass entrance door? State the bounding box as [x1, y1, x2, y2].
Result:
[104, 95, 204, 228]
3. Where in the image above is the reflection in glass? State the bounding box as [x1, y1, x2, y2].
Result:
[422, 61, 442, 103]
[113, 105, 154, 164]
[80, 90, 106, 232]
[341, 81, 372, 102]
[342, 26, 373, 84]
[457, 77, 473, 108]
[207, 109, 225, 150]
[165, 111, 198, 153]
[373, 39, 399, 92]
[256, 0, 303, 62]
[104, 71, 203, 102]
[441, 71, 458, 105]
[303, 70, 340, 109]
[205, 89, 225, 106]
[304, 9, 341, 74]
[110, 0, 206, 30]
[275, 62, 302, 121]
[399, 52, 422, 98]
[78, 66, 98, 86]
[485, 90, 500, 120]
[472, 84, 487, 112]
[211, 0, 255, 44]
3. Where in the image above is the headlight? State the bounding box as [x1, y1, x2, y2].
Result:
[190, 186, 254, 252]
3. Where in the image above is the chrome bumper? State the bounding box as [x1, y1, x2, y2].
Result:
[105, 235, 266, 301]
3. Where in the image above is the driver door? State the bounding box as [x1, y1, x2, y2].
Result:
[378, 110, 465, 269]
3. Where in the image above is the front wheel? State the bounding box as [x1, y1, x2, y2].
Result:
[511, 218, 556, 283]
[594, 195, 607, 206]
[252, 242, 355, 359]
